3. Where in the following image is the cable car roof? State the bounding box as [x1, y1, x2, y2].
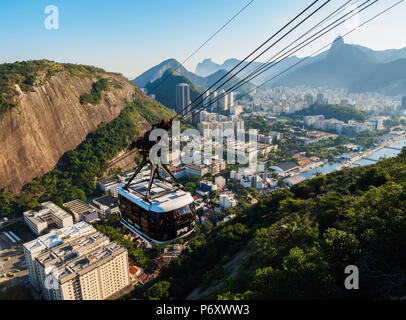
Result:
[118, 179, 194, 213]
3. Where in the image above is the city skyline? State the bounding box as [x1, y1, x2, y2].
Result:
[0, 0, 405, 79]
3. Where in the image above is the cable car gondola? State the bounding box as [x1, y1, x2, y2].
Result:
[119, 179, 196, 244]
[118, 118, 196, 244]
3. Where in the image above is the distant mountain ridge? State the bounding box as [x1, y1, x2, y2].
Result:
[133, 38, 406, 98]
[350, 58, 406, 96]
[132, 59, 189, 89]
[195, 56, 303, 85]
[145, 69, 204, 110]
[195, 38, 406, 95]
[273, 37, 406, 95]
[132, 59, 254, 98]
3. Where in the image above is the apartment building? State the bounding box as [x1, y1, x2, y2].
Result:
[219, 192, 238, 208]
[23, 222, 95, 291]
[162, 244, 184, 265]
[23, 201, 74, 236]
[23, 222, 130, 300]
[63, 199, 98, 223]
[96, 178, 123, 197]
[185, 161, 224, 177]
[92, 195, 120, 217]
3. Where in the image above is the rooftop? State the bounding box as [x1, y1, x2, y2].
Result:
[93, 195, 119, 209]
[35, 230, 126, 283]
[24, 201, 72, 224]
[341, 152, 359, 159]
[119, 179, 193, 213]
[23, 222, 94, 254]
[129, 265, 141, 276]
[63, 199, 96, 215]
[284, 175, 306, 185]
[274, 162, 299, 172]
[98, 177, 119, 185]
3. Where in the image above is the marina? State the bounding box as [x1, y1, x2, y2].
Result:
[300, 134, 406, 180]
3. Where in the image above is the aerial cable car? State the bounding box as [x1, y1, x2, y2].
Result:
[118, 118, 196, 244]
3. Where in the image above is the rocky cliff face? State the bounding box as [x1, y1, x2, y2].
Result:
[0, 71, 148, 192]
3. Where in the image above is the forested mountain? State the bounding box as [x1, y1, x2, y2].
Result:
[129, 151, 406, 300]
[350, 58, 406, 96]
[132, 59, 194, 89]
[145, 69, 204, 110]
[132, 59, 254, 98]
[195, 38, 406, 94]
[274, 37, 406, 95]
[0, 92, 173, 216]
[195, 56, 303, 85]
[0, 60, 172, 193]
[195, 69, 253, 93]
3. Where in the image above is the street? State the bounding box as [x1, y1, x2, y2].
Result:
[0, 233, 28, 283]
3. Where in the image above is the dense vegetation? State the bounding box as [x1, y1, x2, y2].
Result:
[0, 285, 34, 300]
[354, 130, 390, 149]
[276, 135, 350, 161]
[0, 94, 17, 114]
[80, 78, 109, 105]
[244, 116, 273, 134]
[145, 69, 204, 110]
[129, 150, 406, 300]
[296, 104, 367, 122]
[0, 60, 107, 114]
[95, 223, 154, 271]
[0, 94, 174, 217]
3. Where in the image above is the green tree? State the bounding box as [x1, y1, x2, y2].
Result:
[147, 281, 171, 300]
[322, 228, 360, 268]
[0, 189, 14, 217]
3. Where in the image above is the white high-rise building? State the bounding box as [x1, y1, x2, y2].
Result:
[289, 103, 296, 114]
[23, 222, 95, 292]
[228, 92, 235, 109]
[203, 91, 210, 110]
[304, 94, 314, 107]
[23, 222, 130, 300]
[219, 192, 238, 208]
[218, 90, 229, 111]
[209, 90, 218, 112]
[199, 110, 209, 122]
[176, 83, 190, 115]
[316, 93, 324, 105]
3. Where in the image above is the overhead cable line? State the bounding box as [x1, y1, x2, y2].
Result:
[145, 0, 255, 96]
[223, 0, 360, 87]
[186, 0, 403, 121]
[182, 0, 367, 120]
[108, 0, 323, 166]
[173, 0, 326, 120]
[183, 0, 380, 121]
[201, 0, 373, 104]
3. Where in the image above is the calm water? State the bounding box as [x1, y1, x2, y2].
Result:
[364, 148, 401, 161]
[300, 138, 406, 179]
[299, 162, 342, 179]
[356, 159, 377, 166]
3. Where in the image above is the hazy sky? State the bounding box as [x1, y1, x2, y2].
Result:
[1, 0, 405, 79]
